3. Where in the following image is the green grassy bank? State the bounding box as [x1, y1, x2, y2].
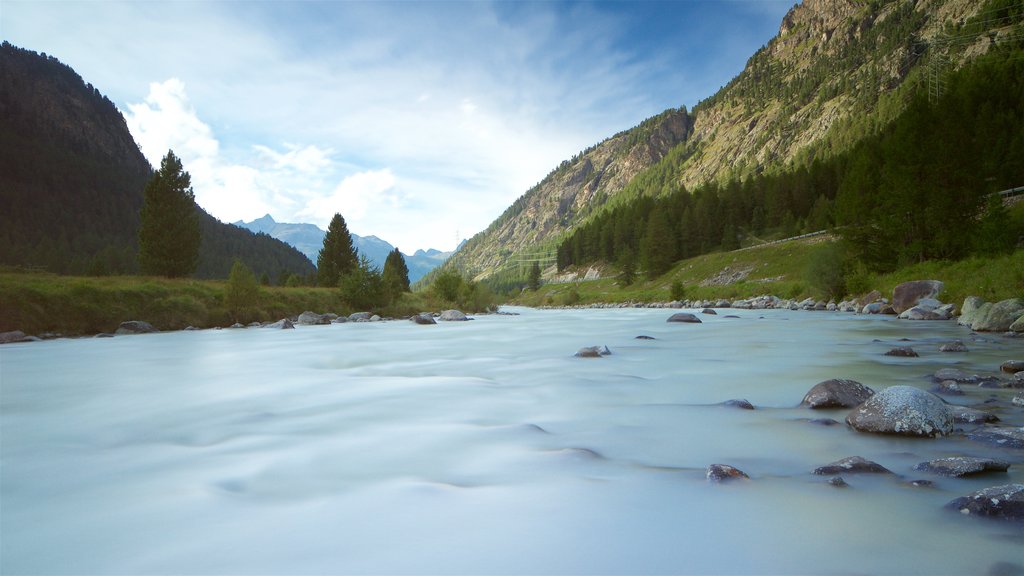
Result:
[0, 270, 449, 336]
[514, 239, 1024, 308]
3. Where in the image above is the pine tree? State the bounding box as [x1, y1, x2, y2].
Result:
[381, 247, 411, 301]
[640, 209, 675, 279]
[527, 261, 541, 291]
[339, 254, 385, 311]
[225, 259, 260, 322]
[317, 213, 358, 287]
[138, 150, 200, 277]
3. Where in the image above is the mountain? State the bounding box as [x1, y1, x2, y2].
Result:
[233, 214, 452, 282]
[0, 42, 315, 281]
[448, 0, 999, 280]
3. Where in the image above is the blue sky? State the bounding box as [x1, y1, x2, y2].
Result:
[3, 0, 793, 252]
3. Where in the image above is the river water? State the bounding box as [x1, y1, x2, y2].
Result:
[1, 307, 1022, 574]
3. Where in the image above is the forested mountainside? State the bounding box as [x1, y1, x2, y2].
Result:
[448, 0, 1014, 282]
[0, 42, 314, 281]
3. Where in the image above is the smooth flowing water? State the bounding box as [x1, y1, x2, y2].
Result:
[2, 307, 1022, 575]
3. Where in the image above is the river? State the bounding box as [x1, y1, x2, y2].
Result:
[1, 307, 1021, 574]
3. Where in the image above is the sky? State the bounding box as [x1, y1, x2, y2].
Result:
[2, 0, 794, 253]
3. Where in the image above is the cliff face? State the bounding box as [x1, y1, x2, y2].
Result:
[450, 108, 691, 278]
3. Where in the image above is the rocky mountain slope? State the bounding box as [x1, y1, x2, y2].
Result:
[0, 42, 314, 280]
[449, 0, 997, 280]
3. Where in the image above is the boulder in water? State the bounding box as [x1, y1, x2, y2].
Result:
[706, 464, 749, 482]
[914, 457, 1010, 478]
[666, 312, 701, 323]
[946, 483, 1024, 521]
[575, 345, 611, 358]
[884, 346, 919, 357]
[813, 456, 893, 475]
[801, 378, 875, 409]
[264, 319, 295, 329]
[845, 385, 952, 437]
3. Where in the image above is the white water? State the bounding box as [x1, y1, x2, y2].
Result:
[2, 307, 1022, 575]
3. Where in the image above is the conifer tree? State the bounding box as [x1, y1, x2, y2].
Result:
[225, 259, 260, 322]
[527, 261, 541, 291]
[137, 150, 200, 277]
[640, 209, 674, 279]
[381, 247, 411, 300]
[317, 213, 358, 287]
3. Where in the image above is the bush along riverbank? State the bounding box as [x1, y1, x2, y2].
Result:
[0, 270, 496, 340]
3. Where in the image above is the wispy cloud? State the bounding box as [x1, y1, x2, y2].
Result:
[3, 0, 793, 251]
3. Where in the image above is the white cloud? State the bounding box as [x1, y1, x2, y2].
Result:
[4, 0, 794, 251]
[299, 169, 399, 226]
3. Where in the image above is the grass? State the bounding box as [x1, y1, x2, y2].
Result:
[513, 237, 1023, 308]
[0, 270, 457, 336]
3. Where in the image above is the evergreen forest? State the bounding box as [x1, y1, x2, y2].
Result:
[556, 47, 1024, 277]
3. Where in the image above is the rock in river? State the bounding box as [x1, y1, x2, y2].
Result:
[946, 483, 1024, 521]
[410, 313, 436, 325]
[706, 464, 749, 482]
[813, 456, 893, 475]
[667, 312, 702, 323]
[845, 385, 952, 438]
[968, 427, 1024, 450]
[914, 456, 1010, 478]
[801, 378, 875, 409]
[1001, 360, 1024, 374]
[575, 345, 611, 358]
[884, 346, 919, 357]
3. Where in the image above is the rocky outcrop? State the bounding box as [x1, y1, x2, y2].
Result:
[846, 385, 952, 437]
[706, 464, 749, 482]
[801, 379, 875, 409]
[947, 483, 1024, 521]
[666, 312, 701, 323]
[115, 320, 157, 335]
[914, 457, 1010, 477]
[813, 456, 892, 475]
[892, 280, 943, 314]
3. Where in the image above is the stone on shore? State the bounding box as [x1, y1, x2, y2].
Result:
[706, 464, 749, 482]
[297, 311, 331, 325]
[666, 312, 701, 323]
[0, 330, 28, 344]
[965, 298, 1024, 332]
[410, 313, 436, 325]
[892, 280, 944, 314]
[264, 319, 295, 329]
[439, 309, 469, 321]
[813, 456, 893, 475]
[801, 379, 875, 409]
[845, 385, 952, 437]
[946, 483, 1024, 521]
[115, 320, 157, 335]
[914, 457, 1010, 478]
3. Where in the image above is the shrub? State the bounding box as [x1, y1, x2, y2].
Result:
[669, 280, 686, 301]
[225, 260, 261, 323]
